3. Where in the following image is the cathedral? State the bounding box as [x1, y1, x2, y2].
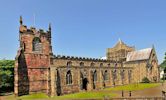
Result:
[14, 17, 160, 96]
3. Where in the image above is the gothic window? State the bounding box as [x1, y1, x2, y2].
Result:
[66, 70, 72, 85]
[128, 70, 132, 83]
[100, 63, 103, 67]
[93, 70, 97, 82]
[104, 70, 109, 81]
[32, 37, 42, 52]
[114, 63, 118, 68]
[152, 54, 155, 59]
[90, 63, 95, 67]
[112, 70, 117, 79]
[67, 61, 72, 67]
[80, 62, 84, 67]
[107, 63, 110, 67]
[121, 70, 125, 80]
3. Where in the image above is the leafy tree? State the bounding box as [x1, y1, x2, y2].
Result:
[160, 52, 166, 69]
[0, 60, 14, 93]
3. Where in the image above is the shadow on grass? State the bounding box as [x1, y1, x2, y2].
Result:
[0, 87, 14, 96]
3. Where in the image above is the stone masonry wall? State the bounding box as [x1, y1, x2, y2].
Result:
[50, 57, 133, 96]
[15, 21, 52, 96]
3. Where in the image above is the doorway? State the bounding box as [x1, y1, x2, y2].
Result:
[56, 70, 61, 96]
[82, 78, 88, 90]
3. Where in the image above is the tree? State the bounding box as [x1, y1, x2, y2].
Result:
[160, 52, 166, 69]
[0, 60, 14, 93]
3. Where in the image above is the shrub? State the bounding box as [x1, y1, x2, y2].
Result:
[141, 77, 150, 83]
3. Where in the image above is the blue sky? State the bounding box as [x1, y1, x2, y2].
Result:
[0, 0, 166, 63]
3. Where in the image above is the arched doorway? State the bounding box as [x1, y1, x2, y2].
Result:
[56, 70, 61, 96]
[80, 71, 88, 90]
[91, 70, 97, 89]
[82, 78, 88, 90]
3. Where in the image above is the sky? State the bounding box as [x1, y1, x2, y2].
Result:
[0, 0, 166, 64]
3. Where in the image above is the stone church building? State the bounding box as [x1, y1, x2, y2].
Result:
[14, 17, 160, 96]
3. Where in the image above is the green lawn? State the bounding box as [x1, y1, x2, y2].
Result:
[105, 83, 160, 91]
[2, 83, 160, 100]
[52, 91, 116, 99]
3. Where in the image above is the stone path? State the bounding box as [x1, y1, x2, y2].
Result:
[113, 82, 166, 98]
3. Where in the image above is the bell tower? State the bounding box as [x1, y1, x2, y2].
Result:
[15, 16, 52, 96]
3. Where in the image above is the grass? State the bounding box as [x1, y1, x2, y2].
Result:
[105, 83, 160, 91]
[1, 93, 49, 100]
[52, 91, 116, 99]
[19, 93, 49, 100]
[1, 83, 160, 100]
[2, 92, 116, 100]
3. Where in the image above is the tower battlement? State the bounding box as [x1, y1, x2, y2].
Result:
[19, 25, 50, 35]
[19, 16, 51, 39]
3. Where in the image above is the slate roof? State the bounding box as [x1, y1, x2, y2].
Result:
[126, 48, 152, 62]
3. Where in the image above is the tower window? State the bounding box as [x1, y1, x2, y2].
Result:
[32, 37, 42, 52]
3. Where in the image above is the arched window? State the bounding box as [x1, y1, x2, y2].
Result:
[121, 70, 125, 79]
[66, 70, 72, 85]
[128, 70, 132, 83]
[104, 70, 109, 81]
[67, 61, 72, 67]
[32, 37, 42, 52]
[100, 63, 103, 67]
[80, 62, 84, 67]
[93, 70, 97, 81]
[112, 70, 117, 79]
[152, 54, 155, 59]
[114, 63, 118, 68]
[90, 63, 95, 67]
[108, 63, 110, 67]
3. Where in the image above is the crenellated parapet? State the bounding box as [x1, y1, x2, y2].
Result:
[18, 16, 53, 55]
[53, 55, 119, 63]
[19, 25, 51, 41]
[19, 25, 50, 35]
[19, 16, 51, 44]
